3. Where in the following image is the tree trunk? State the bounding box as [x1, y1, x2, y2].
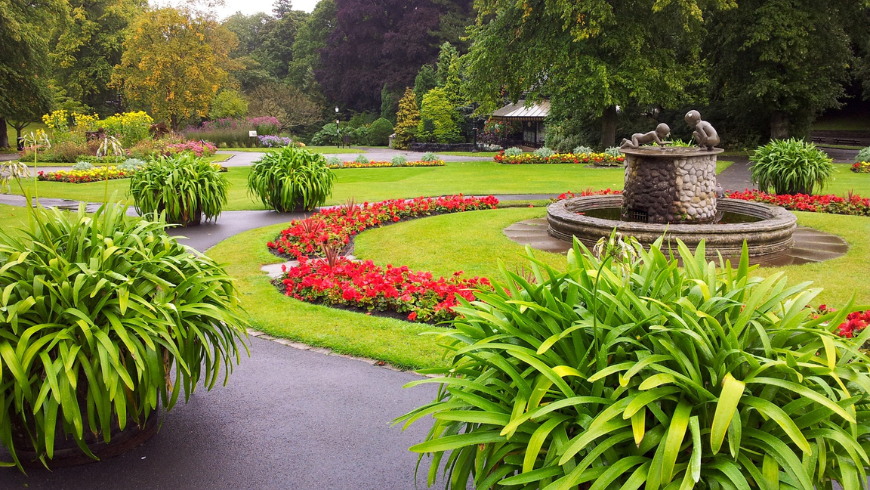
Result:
[600, 106, 618, 149]
[170, 115, 179, 132]
[770, 112, 789, 140]
[0, 118, 9, 148]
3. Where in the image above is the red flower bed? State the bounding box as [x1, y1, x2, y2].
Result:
[280, 256, 492, 323]
[555, 188, 622, 201]
[267, 195, 499, 259]
[727, 189, 870, 216]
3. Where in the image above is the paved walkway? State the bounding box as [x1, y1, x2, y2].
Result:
[217, 146, 493, 167]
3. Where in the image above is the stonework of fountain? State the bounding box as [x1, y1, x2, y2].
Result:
[546, 111, 798, 259]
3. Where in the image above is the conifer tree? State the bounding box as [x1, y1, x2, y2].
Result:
[394, 88, 420, 149]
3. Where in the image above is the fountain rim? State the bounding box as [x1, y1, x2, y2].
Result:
[619, 147, 724, 158]
[547, 195, 797, 236]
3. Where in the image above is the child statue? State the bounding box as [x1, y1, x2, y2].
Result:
[619, 123, 672, 149]
[685, 110, 720, 150]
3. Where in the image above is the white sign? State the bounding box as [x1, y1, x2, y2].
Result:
[249, 130, 258, 137]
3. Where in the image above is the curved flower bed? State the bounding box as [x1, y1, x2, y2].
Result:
[270, 195, 498, 323]
[37, 167, 133, 183]
[555, 188, 622, 201]
[495, 152, 624, 166]
[852, 161, 870, 173]
[727, 189, 870, 216]
[268, 195, 499, 259]
[281, 257, 492, 323]
[328, 160, 445, 169]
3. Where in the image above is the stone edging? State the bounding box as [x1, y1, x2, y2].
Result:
[246, 328, 439, 378]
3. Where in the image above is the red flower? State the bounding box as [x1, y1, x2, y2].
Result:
[407, 312, 417, 321]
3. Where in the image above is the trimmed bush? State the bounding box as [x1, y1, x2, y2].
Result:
[0, 202, 247, 470]
[751, 138, 834, 195]
[370, 117, 394, 146]
[247, 146, 335, 212]
[397, 237, 870, 489]
[130, 153, 229, 226]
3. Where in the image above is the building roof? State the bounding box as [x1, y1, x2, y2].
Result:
[491, 100, 550, 121]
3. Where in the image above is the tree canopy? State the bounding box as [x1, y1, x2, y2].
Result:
[112, 6, 240, 129]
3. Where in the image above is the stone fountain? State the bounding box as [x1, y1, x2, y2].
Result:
[547, 111, 798, 258]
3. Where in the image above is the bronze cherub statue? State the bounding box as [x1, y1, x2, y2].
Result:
[685, 110, 719, 150]
[619, 123, 672, 149]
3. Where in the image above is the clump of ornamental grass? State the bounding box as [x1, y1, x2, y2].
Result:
[247, 146, 335, 212]
[396, 236, 870, 490]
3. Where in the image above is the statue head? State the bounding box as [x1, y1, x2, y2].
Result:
[685, 110, 701, 126]
[655, 123, 670, 137]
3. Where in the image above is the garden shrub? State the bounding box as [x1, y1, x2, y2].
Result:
[394, 88, 420, 150]
[391, 154, 408, 166]
[397, 237, 870, 489]
[503, 147, 523, 157]
[354, 154, 370, 164]
[0, 202, 247, 470]
[100, 111, 154, 148]
[130, 153, 229, 226]
[369, 118, 394, 146]
[418, 88, 461, 144]
[533, 146, 555, 158]
[751, 138, 834, 195]
[604, 146, 621, 157]
[310, 123, 339, 146]
[855, 146, 870, 164]
[72, 161, 93, 171]
[119, 158, 146, 172]
[573, 145, 594, 155]
[421, 152, 438, 162]
[326, 156, 342, 167]
[247, 146, 335, 212]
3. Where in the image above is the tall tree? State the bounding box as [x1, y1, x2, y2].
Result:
[261, 8, 310, 80]
[51, 0, 145, 117]
[223, 12, 279, 90]
[0, 0, 68, 147]
[287, 0, 336, 93]
[464, 0, 729, 147]
[706, 0, 863, 138]
[112, 7, 240, 130]
[317, 0, 455, 112]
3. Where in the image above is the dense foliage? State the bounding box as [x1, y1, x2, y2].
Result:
[0, 203, 247, 470]
[750, 139, 834, 195]
[417, 88, 461, 143]
[129, 153, 229, 226]
[726, 190, 870, 216]
[397, 237, 870, 489]
[394, 88, 421, 149]
[247, 146, 335, 212]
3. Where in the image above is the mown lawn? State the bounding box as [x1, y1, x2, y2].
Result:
[824, 164, 870, 196]
[212, 206, 870, 369]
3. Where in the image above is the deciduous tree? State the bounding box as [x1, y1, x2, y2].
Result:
[247, 82, 323, 131]
[464, 0, 729, 147]
[0, 0, 68, 147]
[112, 6, 240, 130]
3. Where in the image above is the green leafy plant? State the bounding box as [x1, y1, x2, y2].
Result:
[247, 146, 335, 212]
[72, 161, 94, 171]
[533, 147, 555, 158]
[751, 138, 834, 195]
[129, 153, 229, 226]
[855, 146, 870, 164]
[391, 154, 408, 166]
[572, 145, 594, 155]
[421, 152, 438, 162]
[504, 147, 523, 157]
[326, 156, 343, 167]
[396, 237, 870, 490]
[0, 201, 248, 470]
[604, 146, 621, 157]
[354, 154, 370, 164]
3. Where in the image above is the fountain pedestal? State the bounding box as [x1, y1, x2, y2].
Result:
[621, 147, 723, 224]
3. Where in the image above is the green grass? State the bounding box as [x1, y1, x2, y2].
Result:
[0, 204, 36, 237]
[812, 114, 870, 132]
[822, 164, 870, 196]
[209, 206, 870, 369]
[716, 160, 733, 174]
[206, 221, 447, 369]
[4, 122, 48, 149]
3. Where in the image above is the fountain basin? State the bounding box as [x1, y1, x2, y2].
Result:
[547, 195, 797, 258]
